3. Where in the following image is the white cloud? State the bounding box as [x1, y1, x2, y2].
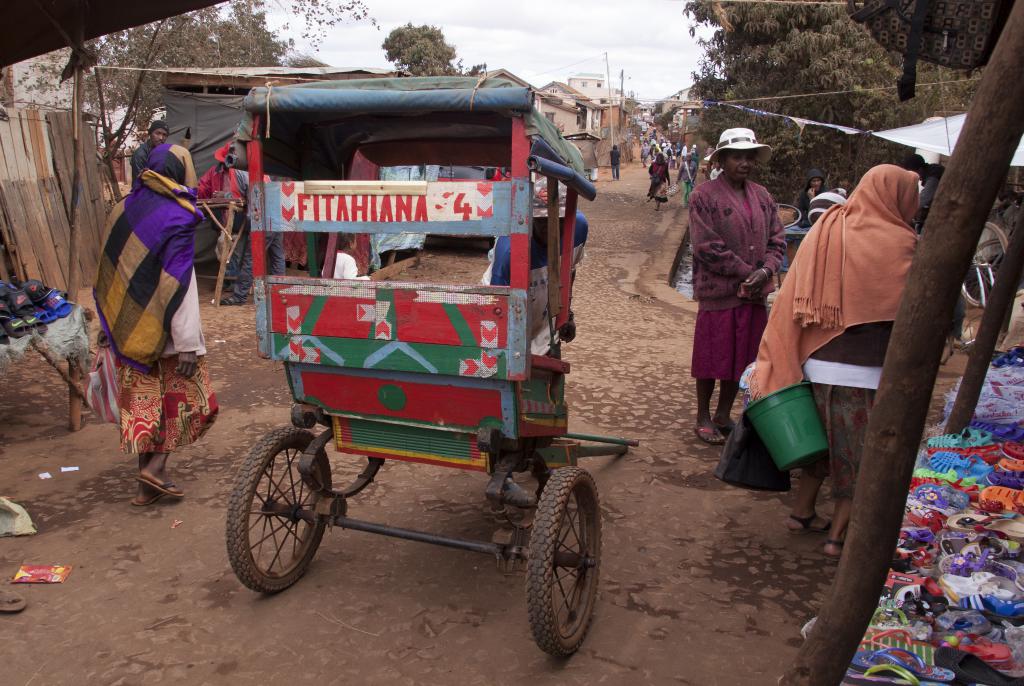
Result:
[268, 0, 709, 101]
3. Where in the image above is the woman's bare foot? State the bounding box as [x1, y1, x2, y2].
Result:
[824, 539, 844, 558]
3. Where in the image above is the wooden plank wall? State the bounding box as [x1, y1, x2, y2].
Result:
[0, 107, 107, 292]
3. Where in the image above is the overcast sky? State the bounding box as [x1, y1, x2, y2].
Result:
[267, 0, 709, 101]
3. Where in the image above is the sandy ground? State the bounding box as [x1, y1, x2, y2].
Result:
[0, 163, 965, 685]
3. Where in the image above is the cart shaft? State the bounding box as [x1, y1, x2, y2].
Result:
[563, 432, 640, 447]
[334, 515, 512, 558]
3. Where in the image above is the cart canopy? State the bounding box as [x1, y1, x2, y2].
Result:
[238, 76, 587, 179]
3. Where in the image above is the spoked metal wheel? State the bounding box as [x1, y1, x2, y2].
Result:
[962, 221, 1009, 307]
[526, 467, 601, 657]
[226, 427, 332, 593]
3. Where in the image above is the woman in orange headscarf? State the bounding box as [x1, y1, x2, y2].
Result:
[750, 164, 920, 557]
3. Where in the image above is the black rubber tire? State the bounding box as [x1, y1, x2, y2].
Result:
[226, 427, 330, 593]
[526, 466, 601, 656]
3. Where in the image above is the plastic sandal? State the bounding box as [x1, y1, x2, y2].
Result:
[987, 469, 1024, 489]
[927, 452, 992, 481]
[1004, 443, 1024, 461]
[934, 646, 1024, 686]
[927, 428, 996, 449]
[980, 486, 1024, 513]
[912, 484, 970, 512]
[948, 511, 1024, 541]
[912, 468, 979, 488]
[851, 648, 956, 683]
[22, 279, 73, 318]
[972, 421, 1024, 443]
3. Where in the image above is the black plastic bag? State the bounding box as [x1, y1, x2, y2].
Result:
[713, 412, 791, 492]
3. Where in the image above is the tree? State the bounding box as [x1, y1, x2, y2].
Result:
[382, 24, 460, 76]
[14, 1, 372, 197]
[683, 0, 978, 199]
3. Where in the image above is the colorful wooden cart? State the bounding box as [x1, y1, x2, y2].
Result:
[223, 77, 636, 655]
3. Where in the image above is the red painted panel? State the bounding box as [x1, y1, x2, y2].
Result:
[391, 290, 508, 348]
[300, 370, 504, 428]
[268, 286, 375, 338]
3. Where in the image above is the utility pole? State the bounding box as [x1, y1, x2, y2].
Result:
[619, 68, 625, 146]
[604, 52, 615, 146]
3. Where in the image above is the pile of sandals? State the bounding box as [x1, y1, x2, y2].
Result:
[0, 279, 74, 343]
[837, 349, 1024, 685]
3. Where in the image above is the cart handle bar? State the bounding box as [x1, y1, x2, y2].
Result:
[563, 432, 640, 447]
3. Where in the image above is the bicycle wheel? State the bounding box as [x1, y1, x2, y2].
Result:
[962, 222, 1009, 307]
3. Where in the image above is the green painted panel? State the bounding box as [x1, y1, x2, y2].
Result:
[272, 333, 510, 379]
[346, 419, 475, 461]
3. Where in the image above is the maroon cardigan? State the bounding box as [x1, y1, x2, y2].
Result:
[688, 176, 786, 311]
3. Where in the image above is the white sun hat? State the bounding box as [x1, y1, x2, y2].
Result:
[709, 127, 772, 164]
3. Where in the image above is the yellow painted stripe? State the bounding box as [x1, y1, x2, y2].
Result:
[522, 416, 568, 428]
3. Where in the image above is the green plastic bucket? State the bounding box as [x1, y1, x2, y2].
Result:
[746, 382, 828, 470]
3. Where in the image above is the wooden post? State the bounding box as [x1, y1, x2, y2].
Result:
[66, 62, 83, 299]
[781, 4, 1024, 684]
[945, 210, 1024, 433]
[546, 176, 561, 322]
[68, 360, 82, 430]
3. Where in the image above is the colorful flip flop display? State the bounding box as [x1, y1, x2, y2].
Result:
[0, 279, 74, 343]
[838, 347, 1024, 685]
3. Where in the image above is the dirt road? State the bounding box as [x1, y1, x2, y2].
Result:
[0, 163, 963, 685]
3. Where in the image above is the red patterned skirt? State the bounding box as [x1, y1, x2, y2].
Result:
[691, 303, 768, 382]
[118, 355, 218, 454]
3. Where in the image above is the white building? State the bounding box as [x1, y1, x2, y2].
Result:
[567, 72, 622, 106]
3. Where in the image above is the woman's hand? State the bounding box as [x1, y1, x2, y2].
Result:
[738, 268, 770, 299]
[176, 351, 198, 378]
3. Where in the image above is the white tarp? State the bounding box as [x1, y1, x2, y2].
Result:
[873, 114, 1024, 167]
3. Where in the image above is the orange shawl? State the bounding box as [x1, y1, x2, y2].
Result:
[749, 164, 920, 399]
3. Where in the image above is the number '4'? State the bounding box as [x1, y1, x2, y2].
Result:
[453, 193, 472, 220]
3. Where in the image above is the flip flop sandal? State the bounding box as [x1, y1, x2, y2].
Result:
[136, 475, 184, 498]
[789, 512, 831, 533]
[959, 636, 1012, 665]
[713, 419, 736, 435]
[850, 648, 956, 683]
[219, 295, 247, 306]
[825, 538, 845, 557]
[0, 590, 26, 614]
[130, 490, 166, 507]
[693, 425, 725, 445]
[934, 646, 1024, 686]
[861, 629, 936, 665]
[927, 428, 996, 449]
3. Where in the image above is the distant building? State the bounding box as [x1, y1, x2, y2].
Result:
[538, 81, 604, 135]
[567, 73, 622, 106]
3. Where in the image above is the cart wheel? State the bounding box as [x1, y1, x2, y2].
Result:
[526, 466, 601, 656]
[226, 427, 332, 593]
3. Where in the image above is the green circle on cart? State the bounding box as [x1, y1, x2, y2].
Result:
[378, 384, 407, 411]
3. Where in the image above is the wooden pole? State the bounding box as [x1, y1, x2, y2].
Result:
[781, 4, 1024, 684]
[67, 62, 83, 299]
[546, 176, 561, 322]
[945, 210, 1024, 433]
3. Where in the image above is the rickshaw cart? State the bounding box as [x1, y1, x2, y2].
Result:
[224, 77, 636, 656]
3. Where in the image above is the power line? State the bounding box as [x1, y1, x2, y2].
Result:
[627, 77, 981, 104]
[522, 53, 607, 81]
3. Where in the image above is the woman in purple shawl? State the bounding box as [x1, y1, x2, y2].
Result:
[95, 144, 218, 506]
[688, 128, 785, 444]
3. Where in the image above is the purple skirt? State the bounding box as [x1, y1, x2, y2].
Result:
[691, 303, 768, 381]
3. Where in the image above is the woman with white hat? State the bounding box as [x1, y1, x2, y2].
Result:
[689, 127, 786, 444]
